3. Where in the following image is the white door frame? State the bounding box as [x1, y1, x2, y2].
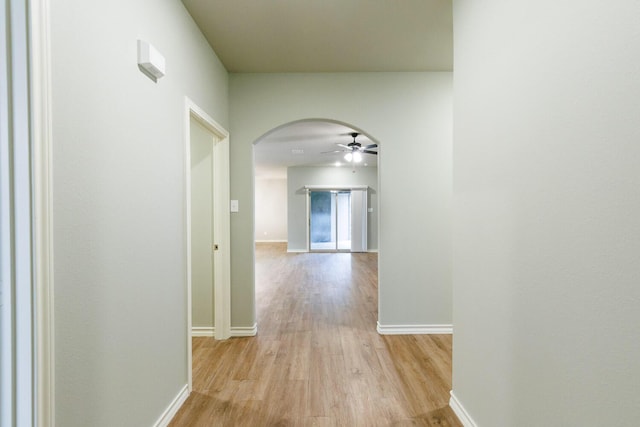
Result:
[184, 97, 231, 392]
[304, 185, 369, 253]
[2, 0, 55, 425]
[307, 190, 349, 253]
[31, 0, 55, 425]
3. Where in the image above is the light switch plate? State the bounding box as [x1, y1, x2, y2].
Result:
[230, 200, 239, 212]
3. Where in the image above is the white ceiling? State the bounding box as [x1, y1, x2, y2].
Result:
[181, 0, 453, 73]
[255, 121, 378, 179]
[182, 1, 451, 177]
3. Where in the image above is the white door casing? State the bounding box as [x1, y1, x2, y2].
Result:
[2, 0, 54, 425]
[184, 97, 230, 393]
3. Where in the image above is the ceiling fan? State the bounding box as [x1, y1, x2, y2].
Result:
[324, 132, 378, 163]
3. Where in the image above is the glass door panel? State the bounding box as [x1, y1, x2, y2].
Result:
[310, 190, 352, 252]
[310, 191, 336, 250]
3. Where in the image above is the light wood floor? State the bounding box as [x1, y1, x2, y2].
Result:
[170, 243, 461, 426]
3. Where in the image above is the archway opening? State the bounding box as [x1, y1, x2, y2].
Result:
[252, 118, 381, 333]
[253, 119, 380, 252]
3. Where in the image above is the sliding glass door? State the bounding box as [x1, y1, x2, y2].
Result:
[309, 191, 351, 251]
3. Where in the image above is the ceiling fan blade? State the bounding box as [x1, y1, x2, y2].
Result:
[321, 150, 345, 154]
[362, 150, 378, 155]
[336, 144, 351, 149]
[364, 144, 378, 149]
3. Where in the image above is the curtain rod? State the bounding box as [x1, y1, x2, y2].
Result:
[303, 185, 369, 191]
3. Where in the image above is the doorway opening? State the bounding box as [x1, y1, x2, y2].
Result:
[253, 118, 380, 332]
[307, 187, 369, 253]
[253, 119, 379, 254]
[310, 190, 351, 251]
[184, 98, 230, 392]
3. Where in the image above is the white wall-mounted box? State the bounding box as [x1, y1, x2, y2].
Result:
[137, 40, 165, 81]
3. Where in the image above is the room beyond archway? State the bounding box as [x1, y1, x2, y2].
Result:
[253, 119, 380, 255]
[252, 119, 381, 332]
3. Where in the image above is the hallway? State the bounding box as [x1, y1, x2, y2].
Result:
[170, 243, 459, 426]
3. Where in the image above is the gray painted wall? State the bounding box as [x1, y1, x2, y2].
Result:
[286, 166, 379, 251]
[453, 0, 640, 425]
[229, 73, 452, 328]
[255, 178, 288, 242]
[50, 0, 228, 425]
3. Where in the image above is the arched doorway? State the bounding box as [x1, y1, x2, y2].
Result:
[252, 119, 381, 331]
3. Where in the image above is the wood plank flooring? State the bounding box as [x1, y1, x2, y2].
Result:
[170, 243, 461, 426]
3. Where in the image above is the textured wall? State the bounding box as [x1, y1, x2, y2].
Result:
[230, 72, 452, 328]
[51, 0, 228, 424]
[453, 0, 640, 425]
[255, 178, 288, 242]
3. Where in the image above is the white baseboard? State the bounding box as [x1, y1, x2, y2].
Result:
[192, 326, 215, 337]
[376, 322, 453, 335]
[255, 239, 287, 243]
[449, 391, 478, 427]
[153, 384, 189, 427]
[192, 325, 257, 337]
[231, 323, 257, 337]
[367, 249, 379, 253]
[287, 249, 308, 253]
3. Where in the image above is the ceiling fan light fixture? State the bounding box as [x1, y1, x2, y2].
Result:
[353, 152, 363, 163]
[344, 152, 353, 162]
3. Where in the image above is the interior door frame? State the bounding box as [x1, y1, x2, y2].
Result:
[184, 97, 231, 392]
[31, 0, 55, 424]
[2, 0, 56, 425]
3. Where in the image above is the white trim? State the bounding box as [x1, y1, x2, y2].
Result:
[367, 249, 379, 253]
[231, 324, 258, 337]
[2, 1, 51, 424]
[449, 391, 478, 427]
[376, 322, 453, 335]
[152, 384, 189, 427]
[184, 97, 231, 392]
[192, 327, 215, 337]
[193, 325, 258, 337]
[287, 249, 308, 253]
[30, 0, 55, 425]
[255, 239, 287, 243]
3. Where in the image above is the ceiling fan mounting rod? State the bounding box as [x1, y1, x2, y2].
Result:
[349, 132, 360, 148]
